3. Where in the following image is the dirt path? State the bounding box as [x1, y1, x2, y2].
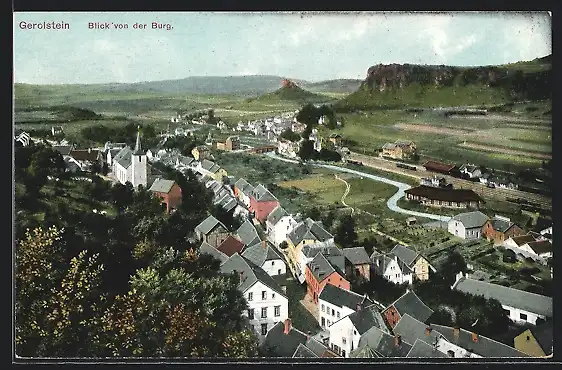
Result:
[458, 142, 552, 159]
[334, 174, 353, 216]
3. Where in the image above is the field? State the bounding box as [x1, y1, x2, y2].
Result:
[327, 104, 551, 172]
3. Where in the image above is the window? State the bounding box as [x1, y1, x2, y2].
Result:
[272, 293, 275, 299]
[272, 261, 275, 265]
[248, 292, 253, 301]
[520, 313, 528, 320]
[327, 320, 331, 326]
[261, 307, 267, 318]
[274, 305, 281, 317]
[328, 278, 331, 282]
[248, 309, 255, 320]
[321, 304, 325, 312]
[332, 309, 335, 316]
[262, 291, 267, 300]
[337, 312, 340, 319]
[278, 269, 281, 275]
[261, 323, 268, 335]
[354, 330, 357, 335]
[342, 350, 346, 357]
[321, 317, 325, 327]
[342, 337, 347, 344]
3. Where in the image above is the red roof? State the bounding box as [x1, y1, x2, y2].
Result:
[405, 185, 481, 202]
[217, 235, 245, 257]
[423, 160, 456, 173]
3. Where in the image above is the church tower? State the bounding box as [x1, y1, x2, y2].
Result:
[131, 127, 147, 189]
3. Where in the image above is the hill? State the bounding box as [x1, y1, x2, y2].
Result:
[249, 79, 331, 104]
[334, 55, 552, 111]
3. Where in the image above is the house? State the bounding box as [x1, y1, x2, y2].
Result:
[52, 145, 74, 156]
[292, 337, 340, 358]
[220, 253, 288, 343]
[111, 130, 148, 189]
[51, 126, 64, 136]
[233, 178, 254, 208]
[15, 131, 31, 146]
[286, 219, 334, 282]
[429, 324, 528, 358]
[249, 184, 280, 223]
[381, 140, 417, 160]
[327, 304, 389, 358]
[305, 253, 350, 303]
[175, 156, 194, 169]
[198, 159, 228, 182]
[148, 178, 182, 213]
[318, 284, 372, 330]
[404, 186, 482, 209]
[328, 133, 342, 146]
[513, 321, 553, 357]
[342, 247, 371, 281]
[297, 241, 339, 284]
[236, 220, 261, 247]
[216, 235, 245, 257]
[349, 326, 412, 358]
[191, 145, 211, 161]
[388, 244, 435, 281]
[539, 225, 552, 240]
[370, 249, 414, 285]
[382, 289, 434, 329]
[451, 273, 552, 325]
[194, 215, 230, 248]
[405, 339, 448, 358]
[392, 314, 445, 355]
[198, 241, 228, 264]
[265, 206, 298, 247]
[482, 215, 524, 245]
[479, 172, 491, 185]
[420, 176, 447, 188]
[225, 136, 241, 151]
[503, 234, 552, 263]
[459, 164, 482, 179]
[447, 211, 491, 240]
[67, 149, 100, 172]
[422, 160, 456, 175]
[242, 241, 287, 277]
[263, 319, 335, 357]
[277, 139, 299, 159]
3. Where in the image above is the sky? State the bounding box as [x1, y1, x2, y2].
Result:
[13, 11, 552, 85]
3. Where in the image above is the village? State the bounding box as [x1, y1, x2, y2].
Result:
[14, 112, 553, 359]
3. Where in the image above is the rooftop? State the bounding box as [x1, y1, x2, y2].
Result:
[422, 160, 456, 173]
[342, 247, 371, 266]
[217, 235, 245, 257]
[263, 321, 307, 357]
[347, 304, 389, 336]
[406, 339, 448, 358]
[149, 178, 176, 194]
[356, 325, 412, 357]
[451, 211, 490, 229]
[242, 241, 284, 267]
[390, 244, 420, 267]
[387, 290, 434, 324]
[236, 220, 261, 247]
[198, 241, 228, 263]
[195, 215, 227, 235]
[319, 284, 371, 311]
[266, 206, 289, 226]
[452, 276, 552, 317]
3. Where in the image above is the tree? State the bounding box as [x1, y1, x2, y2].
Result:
[320, 210, 336, 231]
[298, 140, 315, 161]
[110, 182, 134, 212]
[334, 215, 358, 248]
[440, 250, 467, 286]
[279, 128, 301, 142]
[305, 206, 321, 221]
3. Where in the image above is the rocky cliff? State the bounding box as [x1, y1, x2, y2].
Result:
[336, 57, 551, 110]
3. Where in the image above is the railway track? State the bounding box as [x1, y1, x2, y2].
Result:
[349, 152, 552, 211]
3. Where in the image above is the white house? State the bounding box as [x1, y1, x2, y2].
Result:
[451, 272, 552, 325]
[242, 241, 287, 277]
[220, 253, 289, 343]
[15, 132, 31, 146]
[447, 211, 490, 240]
[459, 164, 482, 179]
[111, 129, 148, 189]
[327, 304, 389, 358]
[318, 284, 372, 330]
[265, 206, 298, 247]
[540, 226, 552, 240]
[277, 139, 299, 159]
[502, 235, 552, 264]
[234, 178, 254, 208]
[370, 251, 414, 285]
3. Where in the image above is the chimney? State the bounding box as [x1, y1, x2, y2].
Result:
[262, 240, 266, 249]
[425, 327, 432, 336]
[453, 327, 460, 339]
[284, 318, 292, 335]
[471, 332, 478, 343]
[394, 335, 402, 347]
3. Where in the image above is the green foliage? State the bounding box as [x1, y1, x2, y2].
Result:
[279, 128, 301, 142]
[298, 140, 315, 161]
[334, 214, 358, 248]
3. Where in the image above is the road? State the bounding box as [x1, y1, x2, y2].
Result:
[348, 152, 552, 211]
[265, 152, 451, 222]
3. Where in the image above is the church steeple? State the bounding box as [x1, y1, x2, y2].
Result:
[133, 126, 143, 155]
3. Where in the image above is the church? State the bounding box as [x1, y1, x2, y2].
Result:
[112, 128, 148, 189]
